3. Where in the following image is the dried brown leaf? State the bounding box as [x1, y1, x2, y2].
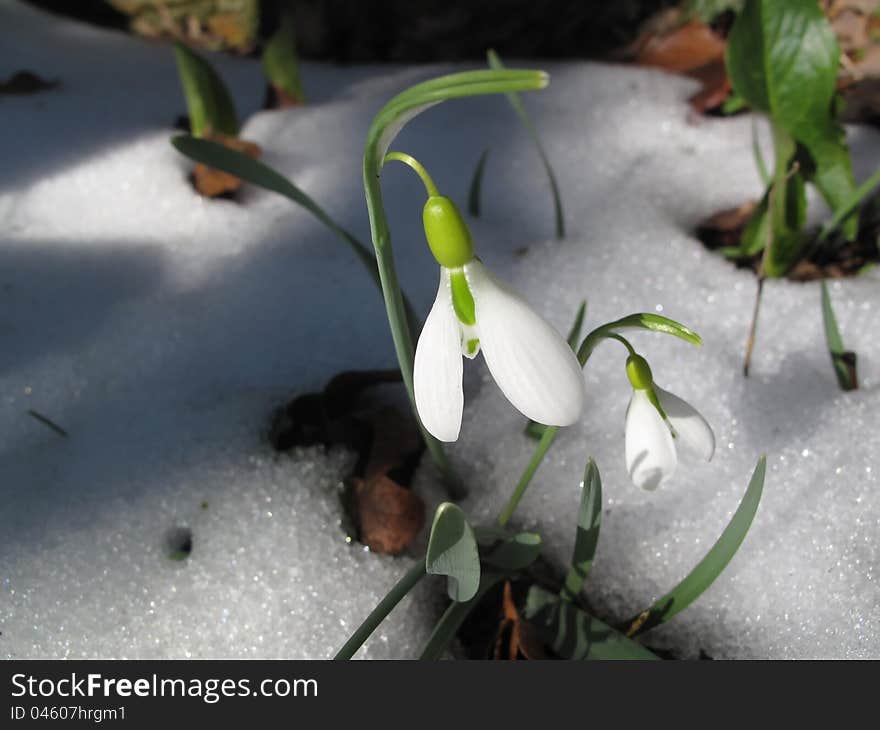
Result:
[192, 132, 261, 197]
[353, 474, 425, 556]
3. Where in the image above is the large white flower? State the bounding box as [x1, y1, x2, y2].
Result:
[624, 356, 715, 490]
[414, 259, 586, 442]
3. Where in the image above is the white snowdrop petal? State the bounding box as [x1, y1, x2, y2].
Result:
[656, 385, 715, 462]
[413, 270, 464, 442]
[625, 390, 677, 491]
[466, 260, 585, 426]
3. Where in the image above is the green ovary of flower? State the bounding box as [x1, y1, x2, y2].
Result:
[423, 195, 474, 268]
[625, 354, 654, 391]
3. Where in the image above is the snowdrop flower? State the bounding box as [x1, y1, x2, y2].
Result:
[413, 193, 585, 442]
[624, 354, 715, 490]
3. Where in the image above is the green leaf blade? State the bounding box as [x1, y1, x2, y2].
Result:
[487, 49, 564, 239]
[173, 42, 239, 137]
[263, 12, 305, 104]
[525, 586, 659, 660]
[625, 456, 766, 637]
[426, 503, 481, 602]
[821, 281, 858, 391]
[467, 147, 489, 217]
[562, 459, 602, 600]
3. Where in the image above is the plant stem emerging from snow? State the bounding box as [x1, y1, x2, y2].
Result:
[333, 561, 427, 660]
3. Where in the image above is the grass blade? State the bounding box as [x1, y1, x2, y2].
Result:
[173, 42, 238, 137]
[624, 456, 766, 637]
[487, 49, 564, 239]
[561, 459, 602, 601]
[821, 281, 858, 390]
[467, 147, 489, 217]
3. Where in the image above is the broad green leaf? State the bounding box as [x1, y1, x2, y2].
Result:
[262, 12, 305, 104]
[487, 50, 564, 239]
[817, 165, 880, 244]
[426, 503, 481, 602]
[467, 147, 489, 217]
[561, 459, 602, 601]
[624, 456, 766, 637]
[419, 572, 504, 660]
[751, 118, 770, 186]
[821, 281, 858, 391]
[481, 530, 543, 572]
[727, 0, 857, 240]
[173, 42, 238, 137]
[808, 131, 858, 240]
[525, 586, 659, 660]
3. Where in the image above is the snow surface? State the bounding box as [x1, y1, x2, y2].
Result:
[1, 0, 878, 659]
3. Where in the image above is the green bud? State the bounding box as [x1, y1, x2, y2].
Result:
[625, 354, 653, 391]
[423, 196, 474, 268]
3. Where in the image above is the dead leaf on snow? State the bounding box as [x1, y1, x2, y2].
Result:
[192, 131, 261, 197]
[353, 474, 425, 556]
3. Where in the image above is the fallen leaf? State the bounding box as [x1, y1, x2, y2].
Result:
[695, 200, 758, 250]
[353, 474, 425, 555]
[493, 581, 546, 660]
[635, 20, 727, 73]
[192, 131, 261, 197]
[0, 70, 59, 95]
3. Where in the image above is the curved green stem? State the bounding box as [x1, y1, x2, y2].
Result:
[361, 69, 548, 496]
[384, 152, 440, 197]
[333, 561, 427, 660]
[498, 314, 698, 527]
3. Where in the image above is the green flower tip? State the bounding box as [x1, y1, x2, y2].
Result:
[423, 196, 474, 268]
[626, 354, 653, 391]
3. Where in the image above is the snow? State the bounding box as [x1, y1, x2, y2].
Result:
[1, 0, 878, 659]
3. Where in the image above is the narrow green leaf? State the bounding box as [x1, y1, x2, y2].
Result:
[580, 313, 702, 357]
[173, 42, 238, 137]
[487, 49, 564, 239]
[561, 459, 602, 601]
[262, 11, 305, 104]
[525, 586, 659, 660]
[467, 147, 489, 217]
[426, 503, 481, 602]
[171, 134, 379, 285]
[566, 300, 587, 351]
[624, 456, 766, 637]
[821, 281, 858, 391]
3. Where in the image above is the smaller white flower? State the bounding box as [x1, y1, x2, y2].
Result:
[623, 355, 714, 490]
